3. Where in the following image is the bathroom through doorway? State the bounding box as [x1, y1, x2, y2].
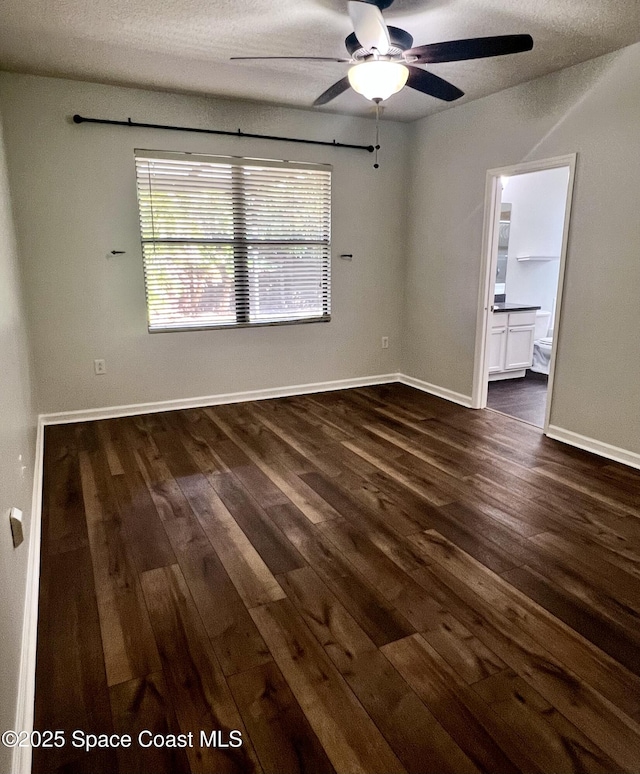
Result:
[472, 155, 576, 430]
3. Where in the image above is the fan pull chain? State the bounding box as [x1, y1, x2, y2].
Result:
[374, 98, 381, 169]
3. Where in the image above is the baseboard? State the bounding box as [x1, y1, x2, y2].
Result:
[546, 425, 640, 471]
[39, 373, 401, 425]
[12, 419, 45, 774]
[397, 374, 473, 408]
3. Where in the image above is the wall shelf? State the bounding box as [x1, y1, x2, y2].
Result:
[516, 255, 559, 262]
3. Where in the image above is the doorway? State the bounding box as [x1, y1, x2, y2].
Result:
[472, 155, 576, 430]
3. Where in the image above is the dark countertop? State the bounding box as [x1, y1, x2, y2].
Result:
[493, 303, 541, 313]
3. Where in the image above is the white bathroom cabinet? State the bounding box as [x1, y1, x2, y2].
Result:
[488, 310, 536, 380]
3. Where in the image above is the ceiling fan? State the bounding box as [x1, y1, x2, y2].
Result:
[231, 0, 533, 106]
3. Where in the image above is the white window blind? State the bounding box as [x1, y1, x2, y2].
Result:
[134, 150, 332, 332]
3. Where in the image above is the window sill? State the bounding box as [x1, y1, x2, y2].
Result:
[148, 315, 331, 333]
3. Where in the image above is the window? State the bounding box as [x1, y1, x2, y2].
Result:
[134, 150, 332, 332]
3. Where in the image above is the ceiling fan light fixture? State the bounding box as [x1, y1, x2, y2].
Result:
[348, 60, 409, 101]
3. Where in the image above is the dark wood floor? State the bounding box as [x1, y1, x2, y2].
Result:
[487, 372, 549, 428]
[34, 383, 640, 774]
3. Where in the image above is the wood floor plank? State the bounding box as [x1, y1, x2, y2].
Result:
[354, 385, 447, 421]
[317, 517, 413, 601]
[228, 661, 337, 774]
[277, 565, 377, 671]
[140, 564, 263, 774]
[249, 400, 346, 459]
[313, 451, 437, 534]
[160, 409, 231, 480]
[364, 421, 482, 479]
[462, 473, 563, 535]
[473, 668, 620, 774]
[279, 566, 481, 774]
[414, 551, 640, 716]
[435, 500, 537, 566]
[44, 423, 88, 554]
[383, 634, 539, 774]
[520, 551, 640, 657]
[267, 501, 416, 646]
[502, 563, 640, 678]
[146, 426, 287, 608]
[318, 443, 443, 533]
[318, 505, 430, 575]
[530, 530, 640, 611]
[301, 467, 434, 549]
[275, 396, 356, 445]
[134, 443, 273, 674]
[290, 393, 380, 440]
[207, 403, 317, 472]
[487, 374, 549, 428]
[456, 489, 546, 538]
[411, 532, 640, 772]
[509, 462, 634, 521]
[548, 521, 640, 581]
[346, 384, 453, 421]
[167, 408, 303, 515]
[107, 419, 176, 573]
[205, 467, 306, 575]
[205, 406, 343, 524]
[342, 438, 457, 506]
[410, 530, 640, 717]
[176, 471, 286, 609]
[421, 613, 507, 685]
[535, 461, 640, 516]
[173, 530, 273, 675]
[345, 649, 483, 774]
[467, 466, 637, 556]
[110, 672, 191, 774]
[96, 420, 125, 476]
[214, 440, 291, 509]
[250, 598, 407, 774]
[33, 546, 116, 774]
[79, 450, 161, 686]
[414, 500, 528, 575]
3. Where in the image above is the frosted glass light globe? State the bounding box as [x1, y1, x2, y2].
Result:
[348, 61, 409, 102]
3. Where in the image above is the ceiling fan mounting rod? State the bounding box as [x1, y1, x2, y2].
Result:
[72, 114, 375, 153]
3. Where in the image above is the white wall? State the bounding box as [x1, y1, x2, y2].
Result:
[0, 73, 409, 414]
[0, 107, 36, 774]
[2, 44, 640, 773]
[502, 167, 569, 321]
[404, 43, 640, 455]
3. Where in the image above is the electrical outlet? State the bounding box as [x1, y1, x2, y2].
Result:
[381, 337, 389, 349]
[94, 359, 106, 375]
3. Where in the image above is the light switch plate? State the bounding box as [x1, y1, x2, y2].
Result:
[9, 507, 24, 548]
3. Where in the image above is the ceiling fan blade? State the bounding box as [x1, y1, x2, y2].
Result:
[348, 0, 391, 55]
[231, 56, 351, 62]
[313, 77, 351, 106]
[406, 66, 464, 101]
[405, 34, 533, 64]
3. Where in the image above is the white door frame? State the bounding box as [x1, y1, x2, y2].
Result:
[471, 153, 577, 433]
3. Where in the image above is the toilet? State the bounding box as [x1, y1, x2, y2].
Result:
[534, 310, 551, 340]
[531, 310, 553, 374]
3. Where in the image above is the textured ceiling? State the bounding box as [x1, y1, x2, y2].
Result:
[0, 0, 639, 121]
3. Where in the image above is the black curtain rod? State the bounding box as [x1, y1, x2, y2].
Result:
[72, 114, 374, 153]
